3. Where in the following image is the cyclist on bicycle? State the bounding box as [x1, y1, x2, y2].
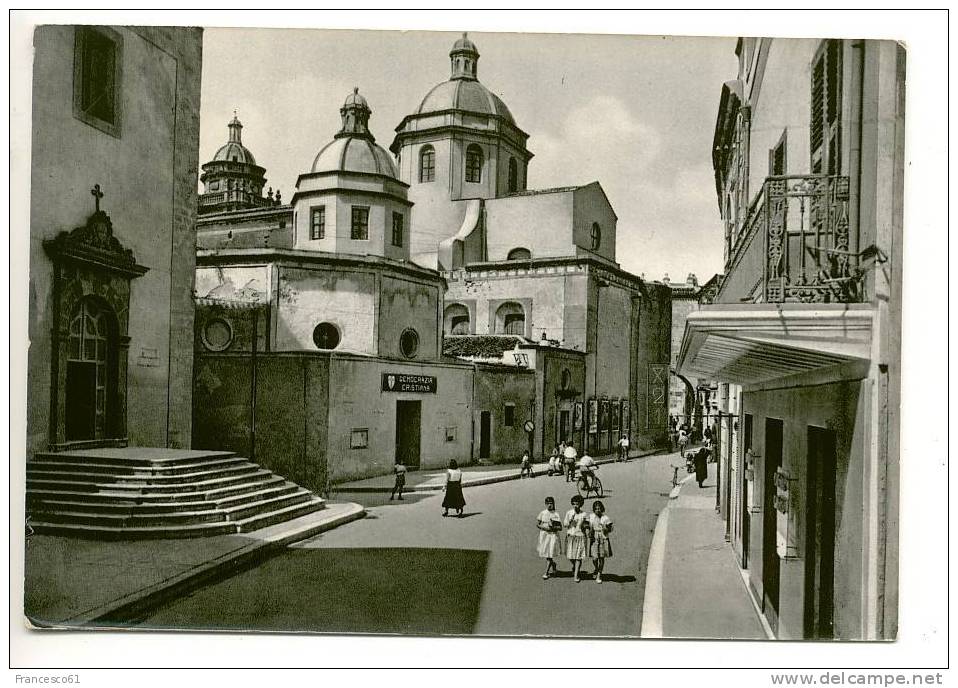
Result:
[578, 453, 598, 490]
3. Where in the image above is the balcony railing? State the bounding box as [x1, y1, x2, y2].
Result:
[724, 174, 861, 304]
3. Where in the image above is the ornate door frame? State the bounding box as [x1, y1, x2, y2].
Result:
[43, 191, 148, 450]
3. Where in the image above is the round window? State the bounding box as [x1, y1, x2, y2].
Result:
[400, 328, 420, 359]
[561, 368, 572, 390]
[312, 322, 341, 350]
[202, 317, 233, 352]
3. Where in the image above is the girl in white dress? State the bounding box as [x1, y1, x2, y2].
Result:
[564, 494, 589, 582]
[536, 496, 563, 579]
[588, 500, 614, 584]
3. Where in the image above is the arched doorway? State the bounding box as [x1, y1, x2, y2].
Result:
[65, 298, 118, 441]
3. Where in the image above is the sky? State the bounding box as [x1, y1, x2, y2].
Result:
[199, 27, 738, 283]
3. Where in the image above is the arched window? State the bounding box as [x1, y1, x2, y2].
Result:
[419, 145, 435, 183]
[495, 302, 526, 336]
[591, 222, 602, 250]
[506, 247, 531, 261]
[465, 144, 483, 183]
[66, 298, 117, 441]
[443, 303, 471, 335]
[508, 157, 518, 192]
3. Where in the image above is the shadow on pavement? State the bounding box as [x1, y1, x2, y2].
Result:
[134, 547, 490, 636]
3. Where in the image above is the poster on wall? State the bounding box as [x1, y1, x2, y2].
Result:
[621, 402, 630, 437]
[573, 401, 583, 431]
[587, 399, 598, 434]
[612, 399, 620, 430]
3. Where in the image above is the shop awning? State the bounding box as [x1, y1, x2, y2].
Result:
[677, 303, 874, 386]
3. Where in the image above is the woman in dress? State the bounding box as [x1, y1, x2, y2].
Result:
[588, 500, 613, 584]
[564, 494, 589, 582]
[693, 447, 710, 488]
[442, 459, 466, 517]
[536, 496, 563, 579]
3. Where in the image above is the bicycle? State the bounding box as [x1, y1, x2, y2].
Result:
[576, 470, 603, 499]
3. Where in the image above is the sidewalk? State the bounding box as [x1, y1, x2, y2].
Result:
[336, 448, 661, 493]
[641, 472, 769, 639]
[23, 501, 365, 627]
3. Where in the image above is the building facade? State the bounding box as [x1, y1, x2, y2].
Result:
[27, 25, 203, 455]
[678, 37, 903, 639]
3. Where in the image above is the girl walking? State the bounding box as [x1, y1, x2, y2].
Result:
[588, 500, 613, 584]
[536, 496, 563, 579]
[563, 494, 589, 582]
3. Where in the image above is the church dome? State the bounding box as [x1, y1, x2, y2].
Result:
[310, 88, 398, 178]
[414, 34, 515, 125]
[415, 79, 515, 124]
[213, 114, 257, 165]
[310, 136, 398, 177]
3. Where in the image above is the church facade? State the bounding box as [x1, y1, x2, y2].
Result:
[193, 34, 671, 483]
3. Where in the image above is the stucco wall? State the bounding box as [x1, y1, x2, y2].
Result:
[572, 183, 617, 263]
[484, 192, 572, 261]
[473, 365, 536, 462]
[197, 209, 293, 250]
[27, 25, 202, 454]
[378, 274, 442, 361]
[742, 378, 867, 640]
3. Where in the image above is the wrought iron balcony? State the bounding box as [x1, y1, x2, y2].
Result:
[723, 174, 861, 304]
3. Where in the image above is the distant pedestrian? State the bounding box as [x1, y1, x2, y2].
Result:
[677, 428, 690, 458]
[389, 461, 406, 501]
[536, 496, 563, 579]
[564, 495, 589, 583]
[442, 459, 466, 517]
[617, 434, 630, 462]
[694, 447, 710, 488]
[588, 500, 613, 584]
[547, 447, 561, 476]
[563, 442, 578, 482]
[520, 450, 533, 479]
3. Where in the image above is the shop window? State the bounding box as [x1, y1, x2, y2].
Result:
[73, 26, 122, 137]
[310, 206, 325, 240]
[400, 328, 419, 359]
[445, 427, 457, 442]
[351, 206, 369, 240]
[419, 146, 436, 183]
[591, 222, 602, 251]
[465, 144, 483, 183]
[507, 247, 531, 261]
[504, 404, 515, 427]
[312, 322, 340, 350]
[392, 212, 404, 247]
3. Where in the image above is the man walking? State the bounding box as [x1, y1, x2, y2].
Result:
[617, 433, 630, 462]
[563, 441, 578, 482]
[389, 461, 407, 500]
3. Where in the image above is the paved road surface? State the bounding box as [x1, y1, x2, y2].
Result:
[138, 453, 676, 637]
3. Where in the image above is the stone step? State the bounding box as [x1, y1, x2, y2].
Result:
[29, 507, 229, 527]
[27, 457, 251, 477]
[26, 463, 261, 486]
[27, 519, 240, 539]
[200, 474, 288, 501]
[27, 468, 276, 495]
[32, 449, 236, 468]
[27, 497, 218, 515]
[27, 487, 225, 505]
[210, 482, 301, 509]
[234, 496, 326, 533]
[221, 489, 314, 522]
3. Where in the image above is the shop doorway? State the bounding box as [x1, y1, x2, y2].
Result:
[804, 426, 837, 639]
[395, 400, 421, 469]
[478, 411, 491, 459]
[762, 417, 784, 632]
[741, 413, 753, 568]
[558, 410, 570, 445]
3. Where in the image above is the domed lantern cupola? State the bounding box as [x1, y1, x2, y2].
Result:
[198, 111, 272, 215]
[337, 87, 374, 140]
[450, 33, 479, 81]
[227, 112, 243, 144]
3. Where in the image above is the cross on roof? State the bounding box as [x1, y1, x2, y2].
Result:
[91, 184, 104, 213]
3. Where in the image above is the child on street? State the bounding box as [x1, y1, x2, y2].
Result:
[536, 496, 563, 579]
[389, 461, 406, 500]
[564, 494, 589, 582]
[520, 450, 533, 478]
[588, 500, 613, 584]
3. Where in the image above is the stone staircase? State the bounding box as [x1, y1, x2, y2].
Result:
[26, 448, 325, 539]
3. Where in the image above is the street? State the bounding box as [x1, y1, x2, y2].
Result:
[137, 453, 677, 636]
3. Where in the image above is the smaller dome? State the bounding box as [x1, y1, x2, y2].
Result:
[343, 86, 369, 109]
[311, 136, 398, 178]
[213, 141, 257, 166]
[451, 33, 479, 55]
